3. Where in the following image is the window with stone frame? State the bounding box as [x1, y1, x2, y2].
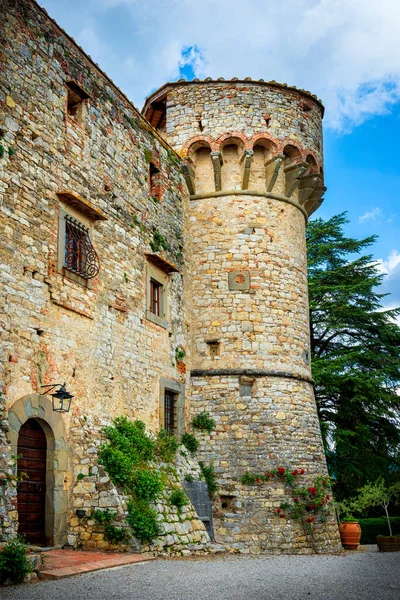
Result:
[164, 389, 178, 433]
[146, 262, 169, 328]
[57, 206, 100, 286]
[159, 377, 184, 439]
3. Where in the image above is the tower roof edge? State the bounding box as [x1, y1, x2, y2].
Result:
[142, 79, 325, 118]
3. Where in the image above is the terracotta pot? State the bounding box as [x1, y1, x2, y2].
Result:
[376, 536, 400, 552]
[339, 521, 361, 550]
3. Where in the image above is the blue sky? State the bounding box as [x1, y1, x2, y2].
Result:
[39, 0, 400, 310]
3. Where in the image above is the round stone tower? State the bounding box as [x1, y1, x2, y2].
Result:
[143, 79, 340, 553]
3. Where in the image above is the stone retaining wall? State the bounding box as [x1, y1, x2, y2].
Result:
[67, 415, 210, 555]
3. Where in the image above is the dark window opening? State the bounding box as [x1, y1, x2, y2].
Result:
[300, 102, 312, 113]
[150, 278, 162, 316]
[164, 390, 177, 433]
[264, 114, 271, 127]
[207, 341, 220, 357]
[149, 162, 163, 201]
[197, 117, 204, 132]
[64, 215, 100, 280]
[219, 495, 236, 512]
[66, 81, 89, 120]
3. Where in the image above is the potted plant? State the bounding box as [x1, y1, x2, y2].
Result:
[345, 479, 400, 552]
[338, 518, 362, 550]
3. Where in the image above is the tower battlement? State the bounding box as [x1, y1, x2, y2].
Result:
[143, 79, 326, 217]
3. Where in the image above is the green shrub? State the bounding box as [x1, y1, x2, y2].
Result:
[169, 486, 189, 511]
[127, 499, 161, 544]
[191, 412, 216, 433]
[241, 471, 257, 485]
[93, 508, 116, 525]
[0, 539, 32, 585]
[103, 524, 130, 545]
[181, 433, 199, 454]
[199, 461, 217, 498]
[133, 468, 163, 502]
[358, 517, 400, 544]
[155, 429, 179, 463]
[93, 509, 130, 544]
[98, 445, 134, 488]
[103, 417, 155, 463]
[99, 417, 156, 488]
[184, 473, 194, 483]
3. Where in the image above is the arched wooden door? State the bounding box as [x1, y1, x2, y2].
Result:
[17, 419, 47, 545]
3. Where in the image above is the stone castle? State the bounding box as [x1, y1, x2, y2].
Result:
[0, 0, 340, 554]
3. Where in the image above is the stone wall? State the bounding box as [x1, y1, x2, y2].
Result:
[0, 0, 189, 543]
[67, 414, 210, 555]
[191, 376, 340, 553]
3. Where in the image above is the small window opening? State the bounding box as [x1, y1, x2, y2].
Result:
[149, 162, 163, 201]
[219, 495, 236, 512]
[207, 341, 220, 357]
[66, 81, 89, 120]
[239, 377, 254, 397]
[196, 117, 204, 132]
[264, 114, 271, 127]
[164, 389, 178, 433]
[150, 278, 162, 316]
[300, 102, 312, 113]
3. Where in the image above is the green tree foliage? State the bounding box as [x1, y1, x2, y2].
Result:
[307, 214, 400, 499]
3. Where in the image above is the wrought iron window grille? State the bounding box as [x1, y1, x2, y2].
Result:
[164, 389, 177, 433]
[64, 215, 100, 279]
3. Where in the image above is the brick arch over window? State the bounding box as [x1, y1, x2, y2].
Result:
[182, 134, 217, 156]
[283, 143, 302, 165]
[216, 131, 248, 151]
[7, 394, 68, 546]
[250, 133, 278, 152]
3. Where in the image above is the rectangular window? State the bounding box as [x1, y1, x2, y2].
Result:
[150, 278, 162, 316]
[159, 377, 184, 439]
[164, 389, 177, 433]
[63, 215, 99, 280]
[146, 262, 169, 328]
[149, 162, 163, 201]
[66, 81, 90, 122]
[207, 341, 220, 357]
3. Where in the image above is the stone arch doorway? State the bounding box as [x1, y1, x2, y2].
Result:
[17, 419, 47, 545]
[8, 394, 68, 546]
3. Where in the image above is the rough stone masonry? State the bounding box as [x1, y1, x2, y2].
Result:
[0, 0, 340, 554]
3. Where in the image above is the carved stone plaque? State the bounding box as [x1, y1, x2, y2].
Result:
[228, 270, 250, 291]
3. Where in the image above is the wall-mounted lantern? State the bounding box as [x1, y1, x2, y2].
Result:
[41, 382, 74, 413]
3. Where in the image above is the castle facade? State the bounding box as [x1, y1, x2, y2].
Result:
[0, 0, 340, 554]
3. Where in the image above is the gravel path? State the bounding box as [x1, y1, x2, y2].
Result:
[2, 550, 400, 600]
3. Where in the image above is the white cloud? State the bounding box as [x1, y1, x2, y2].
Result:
[376, 250, 400, 321]
[359, 207, 382, 223]
[40, 0, 400, 131]
[376, 250, 400, 277]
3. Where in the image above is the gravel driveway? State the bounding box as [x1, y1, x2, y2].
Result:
[2, 550, 400, 600]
